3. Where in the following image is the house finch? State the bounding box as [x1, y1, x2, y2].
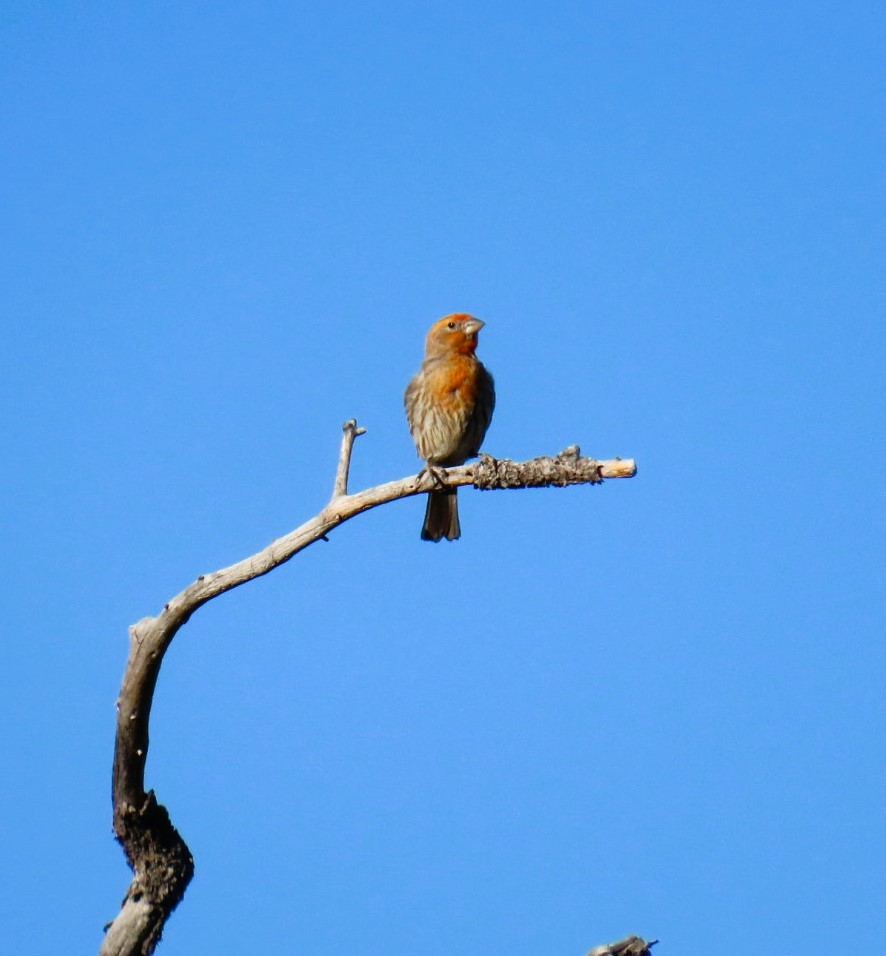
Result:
[404, 313, 495, 541]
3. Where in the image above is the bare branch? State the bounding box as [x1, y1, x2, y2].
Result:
[587, 936, 658, 956]
[102, 422, 637, 955]
[332, 418, 367, 498]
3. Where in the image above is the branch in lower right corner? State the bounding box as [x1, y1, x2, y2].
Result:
[587, 935, 658, 956]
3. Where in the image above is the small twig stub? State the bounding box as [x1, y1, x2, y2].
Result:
[332, 418, 367, 499]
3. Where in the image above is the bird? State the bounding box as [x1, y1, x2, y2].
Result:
[404, 313, 495, 541]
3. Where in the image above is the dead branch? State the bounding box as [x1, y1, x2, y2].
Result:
[101, 420, 638, 955]
[588, 936, 658, 956]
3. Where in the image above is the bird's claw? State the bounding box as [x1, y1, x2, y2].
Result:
[418, 464, 449, 489]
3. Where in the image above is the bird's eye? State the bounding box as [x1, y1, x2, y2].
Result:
[447, 321, 456, 329]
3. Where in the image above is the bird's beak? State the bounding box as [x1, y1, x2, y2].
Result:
[463, 318, 485, 335]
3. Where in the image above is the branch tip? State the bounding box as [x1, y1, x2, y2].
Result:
[341, 418, 367, 437]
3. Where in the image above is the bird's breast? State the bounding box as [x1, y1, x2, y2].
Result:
[425, 356, 480, 406]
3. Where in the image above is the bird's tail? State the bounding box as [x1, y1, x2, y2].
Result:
[421, 489, 460, 541]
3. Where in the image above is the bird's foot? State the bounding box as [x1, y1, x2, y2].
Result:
[418, 464, 449, 489]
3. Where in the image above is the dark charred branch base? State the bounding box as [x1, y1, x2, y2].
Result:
[103, 792, 193, 955]
[115, 791, 194, 907]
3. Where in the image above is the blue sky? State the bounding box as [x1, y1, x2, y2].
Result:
[2, 2, 884, 953]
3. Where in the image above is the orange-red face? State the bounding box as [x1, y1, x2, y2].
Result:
[425, 313, 485, 358]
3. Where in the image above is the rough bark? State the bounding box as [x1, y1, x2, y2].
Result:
[101, 421, 639, 955]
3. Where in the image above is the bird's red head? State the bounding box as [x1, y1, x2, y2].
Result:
[425, 313, 485, 358]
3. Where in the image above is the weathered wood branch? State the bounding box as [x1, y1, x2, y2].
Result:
[588, 935, 657, 956]
[332, 418, 367, 497]
[101, 420, 638, 955]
